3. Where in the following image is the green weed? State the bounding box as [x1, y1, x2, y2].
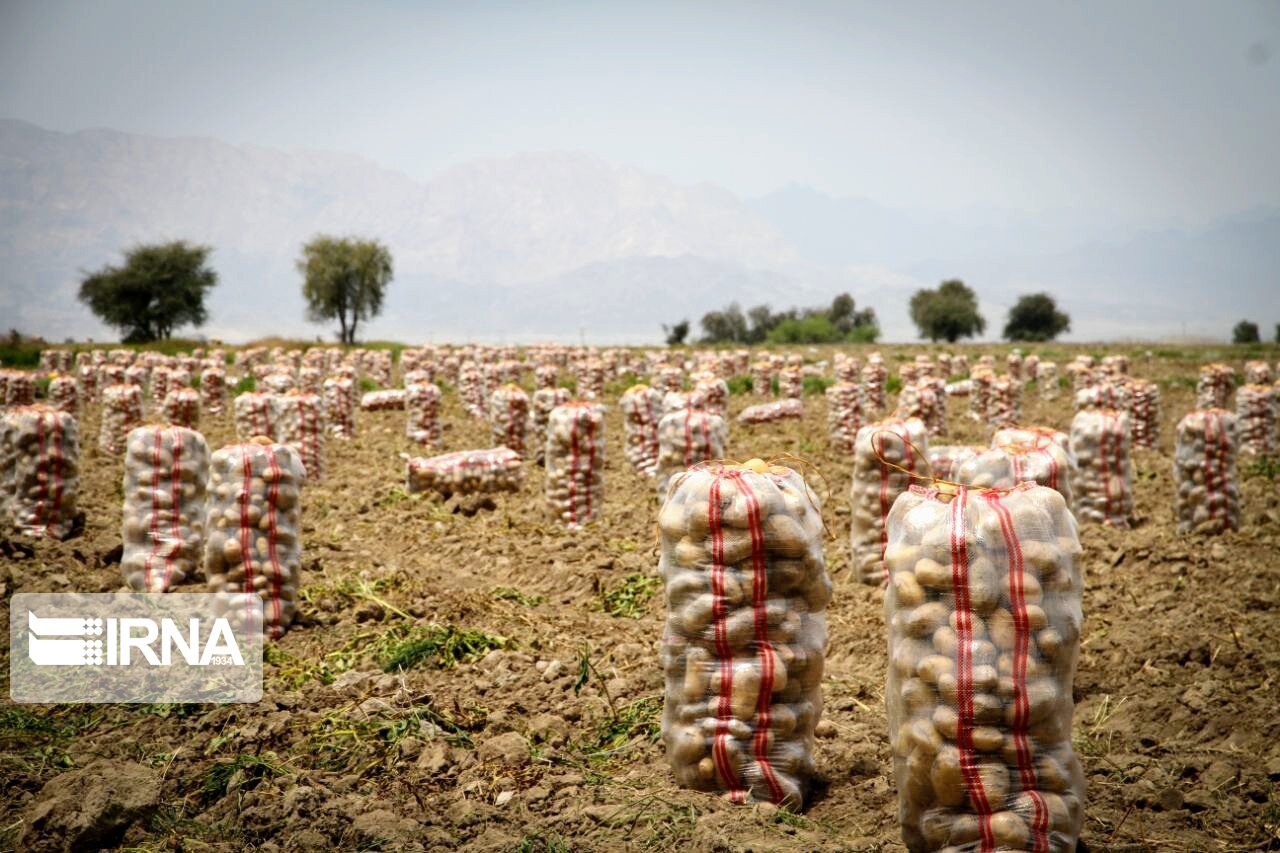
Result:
[380, 625, 512, 672]
[493, 586, 545, 607]
[600, 573, 662, 619]
[201, 752, 290, 800]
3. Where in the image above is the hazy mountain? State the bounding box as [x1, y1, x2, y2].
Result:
[2, 119, 1276, 345]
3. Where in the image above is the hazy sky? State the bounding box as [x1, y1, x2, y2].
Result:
[2, 0, 1278, 224]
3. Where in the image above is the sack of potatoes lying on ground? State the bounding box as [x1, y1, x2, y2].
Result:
[825, 381, 863, 454]
[545, 402, 606, 528]
[1069, 409, 1134, 527]
[48, 375, 78, 416]
[529, 388, 571, 466]
[163, 388, 201, 429]
[4, 406, 80, 539]
[621, 385, 663, 477]
[1127, 379, 1160, 451]
[122, 425, 209, 592]
[659, 458, 831, 809]
[406, 447, 523, 497]
[655, 408, 728, 501]
[234, 392, 278, 441]
[489, 384, 531, 455]
[1236, 384, 1277, 456]
[205, 437, 305, 639]
[885, 482, 1085, 853]
[738, 399, 804, 425]
[851, 417, 930, 585]
[322, 377, 356, 439]
[276, 392, 325, 483]
[360, 389, 406, 411]
[99, 384, 145, 455]
[1174, 409, 1239, 534]
[952, 445, 1073, 507]
[406, 382, 442, 448]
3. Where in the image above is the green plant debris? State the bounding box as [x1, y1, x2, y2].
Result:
[201, 751, 290, 800]
[577, 696, 662, 763]
[600, 573, 662, 619]
[493, 586, 545, 607]
[379, 625, 512, 672]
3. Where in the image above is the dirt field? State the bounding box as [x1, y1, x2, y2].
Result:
[2, 344, 1279, 852]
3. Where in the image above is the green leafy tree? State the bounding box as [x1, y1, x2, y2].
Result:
[1003, 292, 1072, 342]
[77, 241, 217, 343]
[909, 279, 986, 342]
[699, 302, 749, 344]
[766, 314, 842, 344]
[1232, 320, 1260, 344]
[298, 235, 394, 344]
[662, 319, 690, 346]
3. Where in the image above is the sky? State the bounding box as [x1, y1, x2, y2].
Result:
[3, 0, 1278, 226]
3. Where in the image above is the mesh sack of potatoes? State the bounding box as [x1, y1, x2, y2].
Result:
[953, 445, 1073, 507]
[988, 376, 1021, 430]
[0, 415, 14, 522]
[778, 368, 803, 400]
[751, 360, 774, 396]
[121, 425, 210, 592]
[1069, 409, 1133, 527]
[200, 367, 227, 416]
[125, 364, 149, 392]
[458, 362, 486, 417]
[48, 375, 79, 415]
[162, 388, 201, 429]
[576, 359, 606, 400]
[1101, 354, 1129, 376]
[835, 353, 861, 384]
[993, 426, 1072, 463]
[360, 389, 406, 411]
[1005, 352, 1023, 382]
[1244, 360, 1273, 386]
[406, 448, 523, 497]
[322, 377, 356, 440]
[863, 356, 888, 413]
[655, 408, 728, 500]
[1195, 364, 1233, 410]
[692, 375, 730, 420]
[659, 459, 831, 809]
[663, 390, 692, 416]
[405, 382, 442, 448]
[99, 384, 145, 455]
[884, 482, 1085, 852]
[1036, 362, 1059, 400]
[534, 364, 558, 390]
[1021, 354, 1039, 386]
[1127, 380, 1160, 450]
[656, 366, 685, 395]
[1174, 409, 1239, 534]
[1073, 382, 1131, 413]
[488, 385, 531, 455]
[901, 363, 920, 387]
[545, 402, 605, 528]
[78, 364, 99, 405]
[897, 382, 945, 437]
[149, 367, 173, 408]
[927, 445, 984, 481]
[738, 399, 804, 425]
[260, 371, 295, 395]
[205, 438, 305, 640]
[968, 370, 994, 423]
[621, 385, 664, 476]
[234, 392, 278, 441]
[851, 417, 930, 585]
[276, 393, 326, 482]
[826, 381, 863, 454]
[1236, 384, 1277, 456]
[529, 387, 571, 466]
[5, 371, 36, 407]
[5, 406, 80, 539]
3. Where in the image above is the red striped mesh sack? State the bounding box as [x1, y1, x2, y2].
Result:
[1195, 364, 1233, 410]
[657, 366, 685, 395]
[1021, 355, 1039, 386]
[989, 377, 1021, 430]
[529, 387, 571, 466]
[938, 354, 953, 378]
[200, 367, 227, 416]
[1073, 382, 1131, 414]
[738, 399, 804, 425]
[1035, 362, 1059, 401]
[406, 448, 523, 497]
[951, 354, 970, 376]
[692, 375, 730, 420]
[863, 355, 888, 413]
[99, 384, 145, 455]
[5, 371, 36, 407]
[234, 392, 278, 441]
[826, 381, 863, 454]
[576, 359, 606, 400]
[778, 368, 803, 400]
[927, 445, 984, 481]
[621, 385, 664, 476]
[535, 364, 558, 390]
[968, 370, 994, 423]
[360, 389, 406, 411]
[122, 425, 210, 592]
[149, 366, 173, 408]
[1127, 380, 1159, 450]
[901, 363, 920, 387]
[884, 482, 1085, 852]
[4, 406, 80, 539]
[1236, 384, 1277, 456]
[897, 382, 945, 437]
[78, 365, 99, 405]
[1244, 360, 1273, 386]
[125, 364, 149, 393]
[162, 388, 201, 429]
[1006, 352, 1024, 383]
[751, 360, 774, 396]
[1174, 409, 1239, 534]
[321, 377, 356, 440]
[834, 353, 861, 384]
[458, 362, 486, 418]
[48, 375, 79, 415]
[1101, 354, 1129, 376]
[1068, 409, 1133, 527]
[659, 460, 831, 809]
[953, 446, 1074, 507]
[488, 385, 530, 455]
[850, 417, 930, 585]
[663, 390, 692, 416]
[206, 438, 305, 640]
[545, 402, 605, 528]
[260, 371, 296, 396]
[277, 393, 325, 482]
[655, 408, 728, 501]
[406, 382, 442, 448]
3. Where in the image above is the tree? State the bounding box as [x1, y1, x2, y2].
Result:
[1232, 320, 1260, 344]
[909, 279, 986, 342]
[298, 235, 393, 344]
[699, 302, 748, 344]
[766, 314, 842, 344]
[77, 241, 217, 342]
[663, 319, 690, 346]
[1003, 292, 1071, 342]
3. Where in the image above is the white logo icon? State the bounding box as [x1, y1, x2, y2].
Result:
[28, 612, 104, 666]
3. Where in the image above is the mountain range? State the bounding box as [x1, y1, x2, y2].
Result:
[2, 118, 1275, 344]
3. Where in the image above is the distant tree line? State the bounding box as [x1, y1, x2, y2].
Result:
[666, 292, 880, 346]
